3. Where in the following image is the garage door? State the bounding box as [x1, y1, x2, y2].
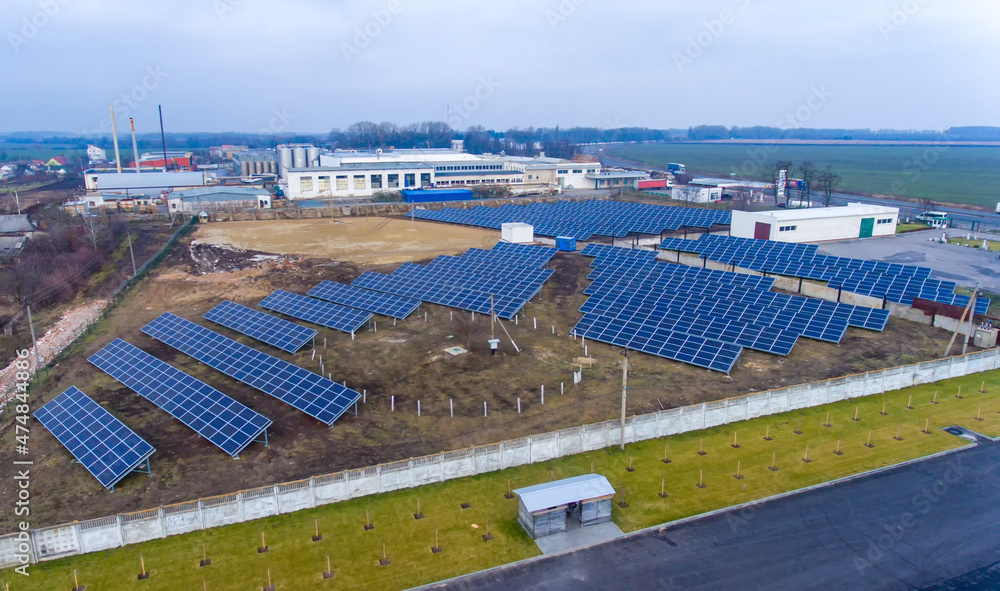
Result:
[754, 222, 770, 240]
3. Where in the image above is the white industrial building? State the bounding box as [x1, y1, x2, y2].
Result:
[84, 169, 206, 195]
[86, 145, 107, 163]
[280, 148, 603, 200]
[671, 183, 724, 204]
[731, 203, 899, 243]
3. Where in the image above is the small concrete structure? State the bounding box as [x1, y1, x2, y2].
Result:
[514, 474, 615, 539]
[501, 222, 534, 244]
[732, 203, 899, 243]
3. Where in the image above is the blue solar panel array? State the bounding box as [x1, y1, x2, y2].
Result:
[259, 290, 373, 334]
[658, 234, 990, 314]
[410, 200, 731, 240]
[142, 313, 361, 426]
[307, 281, 421, 319]
[572, 245, 894, 372]
[351, 242, 556, 319]
[89, 339, 271, 458]
[204, 301, 317, 354]
[34, 386, 155, 490]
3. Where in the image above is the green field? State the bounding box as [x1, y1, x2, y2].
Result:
[608, 143, 1000, 208]
[5, 370, 999, 590]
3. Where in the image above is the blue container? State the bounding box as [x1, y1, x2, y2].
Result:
[401, 189, 473, 203]
[555, 236, 577, 252]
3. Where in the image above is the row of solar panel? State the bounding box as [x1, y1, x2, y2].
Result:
[658, 234, 989, 313]
[573, 245, 892, 371]
[411, 200, 732, 240]
[351, 242, 556, 320]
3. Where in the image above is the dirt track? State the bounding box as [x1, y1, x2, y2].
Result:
[196, 217, 500, 265]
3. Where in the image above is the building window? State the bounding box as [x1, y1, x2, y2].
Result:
[877, 218, 894, 224]
[404, 173, 416, 187]
[371, 174, 383, 189]
[573, 169, 583, 174]
[335, 175, 348, 190]
[558, 169, 569, 175]
[420, 173, 431, 187]
[318, 176, 331, 191]
[299, 177, 313, 192]
[387, 174, 399, 188]
[778, 225, 797, 232]
[354, 175, 366, 190]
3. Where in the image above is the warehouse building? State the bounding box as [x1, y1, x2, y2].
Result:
[731, 203, 899, 242]
[286, 162, 434, 199]
[167, 187, 272, 212]
[84, 170, 207, 195]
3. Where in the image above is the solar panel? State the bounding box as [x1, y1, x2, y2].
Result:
[204, 301, 317, 353]
[142, 313, 361, 426]
[351, 242, 556, 319]
[307, 281, 421, 319]
[259, 290, 373, 334]
[411, 199, 732, 241]
[34, 386, 155, 490]
[89, 339, 271, 458]
[572, 313, 741, 373]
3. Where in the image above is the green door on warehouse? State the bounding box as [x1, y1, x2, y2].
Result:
[859, 217, 875, 238]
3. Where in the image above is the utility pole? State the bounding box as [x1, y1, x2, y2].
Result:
[963, 287, 979, 355]
[25, 300, 40, 374]
[127, 230, 137, 276]
[620, 349, 630, 450]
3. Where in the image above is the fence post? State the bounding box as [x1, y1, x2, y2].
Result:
[237, 492, 245, 522]
[273, 486, 281, 516]
[158, 507, 166, 538]
[198, 499, 205, 528]
[309, 478, 317, 508]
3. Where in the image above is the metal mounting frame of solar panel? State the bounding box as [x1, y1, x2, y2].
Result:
[204, 300, 317, 354]
[390, 262, 553, 300]
[34, 386, 156, 490]
[88, 339, 271, 458]
[142, 313, 362, 426]
[572, 312, 742, 373]
[307, 281, 421, 320]
[259, 290, 373, 335]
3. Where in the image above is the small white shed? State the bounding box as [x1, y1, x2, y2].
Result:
[501, 222, 534, 244]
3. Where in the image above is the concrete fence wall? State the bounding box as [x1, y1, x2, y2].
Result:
[3, 349, 997, 569]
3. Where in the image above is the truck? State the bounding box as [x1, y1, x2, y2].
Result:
[667, 163, 686, 174]
[634, 178, 669, 190]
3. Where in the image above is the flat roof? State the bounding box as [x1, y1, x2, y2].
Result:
[752, 203, 899, 221]
[586, 171, 649, 179]
[289, 162, 432, 172]
[436, 170, 523, 177]
[513, 474, 615, 513]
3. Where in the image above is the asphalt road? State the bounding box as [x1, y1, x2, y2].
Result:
[596, 152, 1000, 230]
[423, 437, 1000, 591]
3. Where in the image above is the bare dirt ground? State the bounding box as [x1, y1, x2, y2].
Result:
[196, 217, 500, 265]
[0, 216, 961, 532]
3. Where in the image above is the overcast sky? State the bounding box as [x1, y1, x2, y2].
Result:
[3, 0, 998, 135]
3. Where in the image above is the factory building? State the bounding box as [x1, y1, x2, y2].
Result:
[167, 187, 272, 212]
[83, 170, 207, 195]
[280, 148, 602, 200]
[731, 203, 899, 243]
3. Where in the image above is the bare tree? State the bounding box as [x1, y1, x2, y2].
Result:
[798, 161, 818, 207]
[919, 196, 937, 213]
[817, 166, 842, 207]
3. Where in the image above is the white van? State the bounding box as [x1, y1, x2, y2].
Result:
[916, 211, 948, 225]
